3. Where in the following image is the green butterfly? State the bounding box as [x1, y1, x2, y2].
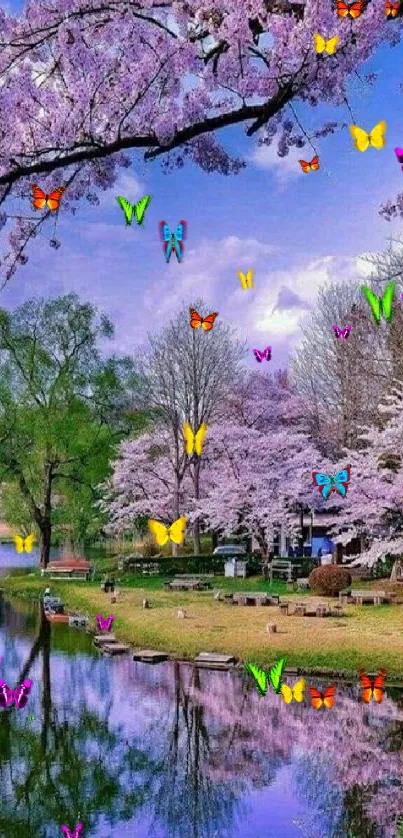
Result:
[116, 194, 151, 226]
[361, 281, 395, 324]
[245, 657, 287, 697]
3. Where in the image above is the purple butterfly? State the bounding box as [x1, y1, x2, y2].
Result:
[333, 325, 351, 339]
[395, 147, 403, 171]
[253, 346, 272, 363]
[61, 825, 83, 838]
[96, 614, 115, 632]
[0, 678, 32, 708]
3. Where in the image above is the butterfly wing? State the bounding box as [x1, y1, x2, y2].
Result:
[309, 155, 320, 171]
[336, 1, 350, 15]
[133, 194, 151, 225]
[361, 286, 381, 323]
[312, 471, 332, 500]
[395, 147, 403, 166]
[13, 535, 25, 554]
[245, 663, 269, 697]
[194, 422, 207, 456]
[173, 220, 187, 262]
[263, 346, 272, 361]
[253, 349, 264, 363]
[341, 326, 352, 338]
[348, 1, 364, 16]
[30, 185, 47, 210]
[116, 195, 134, 225]
[148, 519, 170, 547]
[350, 125, 370, 153]
[372, 669, 386, 703]
[13, 679, 32, 709]
[46, 186, 66, 211]
[23, 533, 35, 553]
[333, 325, 342, 338]
[237, 270, 248, 289]
[332, 466, 351, 497]
[268, 656, 286, 694]
[104, 615, 115, 632]
[325, 36, 340, 54]
[323, 685, 336, 709]
[183, 422, 195, 456]
[61, 825, 83, 838]
[168, 516, 187, 545]
[299, 159, 311, 173]
[369, 120, 387, 150]
[159, 221, 173, 261]
[313, 33, 326, 53]
[292, 679, 306, 703]
[0, 681, 13, 707]
[381, 281, 395, 322]
[96, 614, 106, 631]
[359, 671, 373, 703]
[200, 313, 218, 332]
[280, 683, 293, 704]
[309, 687, 324, 709]
[189, 308, 203, 329]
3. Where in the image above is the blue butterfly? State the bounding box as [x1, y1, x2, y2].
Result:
[311, 467, 351, 499]
[159, 220, 187, 263]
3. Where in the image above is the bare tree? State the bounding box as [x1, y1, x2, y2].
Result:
[136, 300, 246, 553]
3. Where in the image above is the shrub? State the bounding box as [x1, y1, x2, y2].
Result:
[308, 565, 352, 597]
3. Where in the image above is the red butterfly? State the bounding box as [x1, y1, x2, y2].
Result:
[299, 155, 319, 173]
[336, 0, 365, 17]
[359, 670, 386, 703]
[189, 308, 218, 331]
[385, 0, 402, 16]
[309, 684, 336, 709]
[30, 184, 66, 211]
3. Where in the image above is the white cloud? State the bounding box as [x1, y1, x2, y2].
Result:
[248, 142, 307, 184]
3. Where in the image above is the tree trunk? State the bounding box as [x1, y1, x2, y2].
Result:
[192, 459, 201, 556]
[40, 518, 52, 569]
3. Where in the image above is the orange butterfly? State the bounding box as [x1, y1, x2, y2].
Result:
[359, 670, 386, 703]
[30, 184, 66, 211]
[309, 684, 336, 710]
[298, 155, 319, 173]
[189, 308, 218, 331]
[336, 0, 365, 17]
[385, 0, 401, 16]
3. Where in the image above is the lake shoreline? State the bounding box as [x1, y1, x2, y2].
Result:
[2, 572, 403, 679]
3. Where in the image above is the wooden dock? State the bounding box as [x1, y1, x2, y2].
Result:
[132, 650, 169, 664]
[101, 642, 130, 655]
[194, 652, 237, 670]
[93, 633, 116, 646]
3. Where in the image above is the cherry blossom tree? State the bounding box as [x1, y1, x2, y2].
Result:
[0, 0, 400, 281]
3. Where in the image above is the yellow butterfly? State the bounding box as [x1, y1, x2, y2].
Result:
[13, 533, 35, 554]
[182, 422, 207, 456]
[237, 269, 254, 290]
[349, 121, 386, 152]
[313, 34, 340, 55]
[280, 679, 305, 704]
[148, 516, 187, 546]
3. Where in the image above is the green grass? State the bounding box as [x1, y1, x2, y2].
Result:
[2, 569, 403, 677]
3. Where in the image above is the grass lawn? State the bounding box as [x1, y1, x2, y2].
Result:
[2, 569, 403, 677]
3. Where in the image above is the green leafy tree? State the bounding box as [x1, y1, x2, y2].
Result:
[0, 294, 133, 566]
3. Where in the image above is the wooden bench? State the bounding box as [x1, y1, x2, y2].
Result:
[44, 567, 92, 581]
[350, 590, 387, 606]
[269, 560, 302, 583]
[164, 579, 211, 591]
[233, 592, 280, 607]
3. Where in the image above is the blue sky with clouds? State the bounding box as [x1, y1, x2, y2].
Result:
[2, 1, 403, 368]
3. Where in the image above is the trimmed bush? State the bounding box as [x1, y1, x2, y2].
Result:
[308, 565, 352, 597]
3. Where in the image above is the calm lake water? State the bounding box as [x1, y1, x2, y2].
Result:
[0, 595, 402, 837]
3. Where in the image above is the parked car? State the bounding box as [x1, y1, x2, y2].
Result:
[213, 544, 247, 556]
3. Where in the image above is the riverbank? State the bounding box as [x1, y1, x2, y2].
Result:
[2, 572, 403, 678]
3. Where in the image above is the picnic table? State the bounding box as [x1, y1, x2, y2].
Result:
[269, 560, 302, 583]
[163, 578, 211, 591]
[233, 592, 280, 606]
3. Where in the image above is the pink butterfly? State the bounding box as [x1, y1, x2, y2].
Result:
[0, 678, 32, 708]
[61, 825, 83, 838]
[332, 325, 351, 339]
[96, 614, 115, 632]
[253, 346, 272, 363]
[395, 147, 403, 170]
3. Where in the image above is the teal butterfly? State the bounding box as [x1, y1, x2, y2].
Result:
[116, 194, 151, 226]
[361, 281, 395, 324]
[245, 657, 287, 697]
[312, 466, 351, 499]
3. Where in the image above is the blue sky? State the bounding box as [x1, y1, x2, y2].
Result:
[2, 1, 403, 369]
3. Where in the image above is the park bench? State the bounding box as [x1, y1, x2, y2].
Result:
[163, 578, 211, 591]
[350, 590, 388, 606]
[269, 560, 302, 583]
[43, 567, 92, 581]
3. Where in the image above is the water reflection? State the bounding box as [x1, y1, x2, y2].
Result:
[0, 595, 402, 837]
